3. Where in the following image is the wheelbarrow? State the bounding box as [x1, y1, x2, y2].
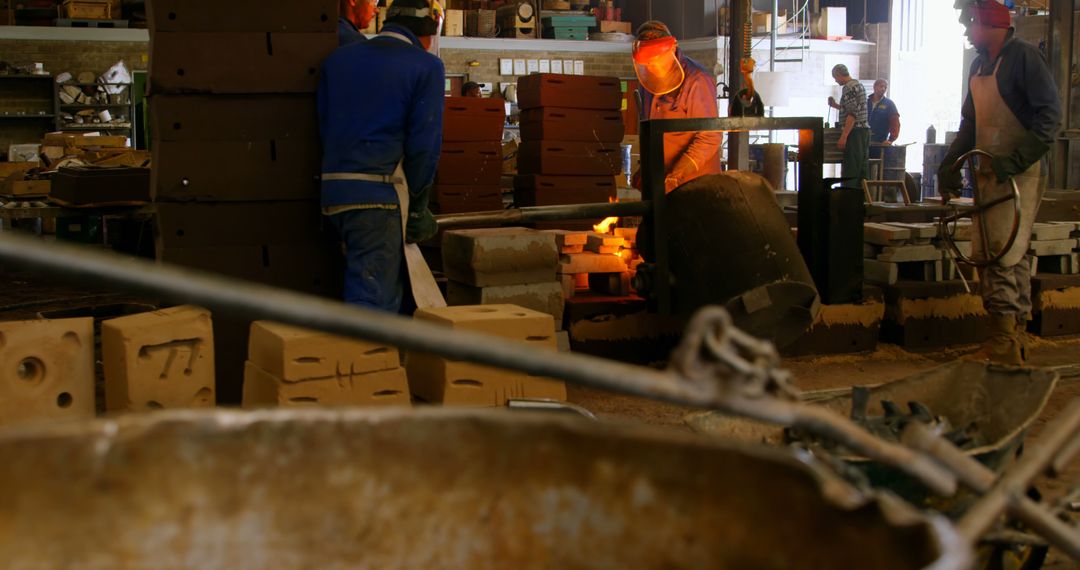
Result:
[0, 408, 971, 569]
[686, 360, 1061, 568]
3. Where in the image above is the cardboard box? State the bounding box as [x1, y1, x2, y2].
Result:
[443, 97, 505, 142]
[242, 361, 412, 408]
[150, 95, 318, 142]
[432, 185, 503, 214]
[753, 11, 788, 34]
[437, 141, 504, 186]
[0, 318, 95, 426]
[150, 32, 336, 94]
[517, 141, 622, 176]
[466, 9, 497, 37]
[51, 167, 149, 205]
[44, 133, 128, 149]
[517, 74, 623, 110]
[7, 143, 40, 162]
[158, 243, 343, 298]
[62, 0, 109, 20]
[520, 107, 625, 143]
[148, 0, 337, 32]
[444, 9, 465, 36]
[154, 201, 330, 249]
[4, 179, 50, 197]
[598, 20, 632, 34]
[513, 175, 616, 206]
[0, 162, 36, 180]
[152, 140, 319, 202]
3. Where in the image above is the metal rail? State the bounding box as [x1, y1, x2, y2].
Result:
[0, 232, 956, 496]
[435, 201, 650, 230]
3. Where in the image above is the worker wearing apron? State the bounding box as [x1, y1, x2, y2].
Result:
[940, 0, 1061, 365]
[632, 21, 722, 194]
[318, 0, 445, 312]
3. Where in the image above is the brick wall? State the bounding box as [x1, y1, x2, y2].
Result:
[0, 39, 148, 77]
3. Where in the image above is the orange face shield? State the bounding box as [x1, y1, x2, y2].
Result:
[632, 36, 685, 96]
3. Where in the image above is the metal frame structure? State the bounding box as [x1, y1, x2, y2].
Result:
[639, 116, 826, 313]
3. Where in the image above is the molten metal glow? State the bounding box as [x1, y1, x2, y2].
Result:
[594, 217, 619, 234]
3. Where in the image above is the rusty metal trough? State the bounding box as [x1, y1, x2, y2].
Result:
[0, 408, 971, 569]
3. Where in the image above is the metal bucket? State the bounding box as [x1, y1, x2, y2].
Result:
[686, 361, 1059, 512]
[659, 172, 820, 347]
[0, 408, 969, 569]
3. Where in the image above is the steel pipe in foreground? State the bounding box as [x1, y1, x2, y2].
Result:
[435, 201, 651, 230]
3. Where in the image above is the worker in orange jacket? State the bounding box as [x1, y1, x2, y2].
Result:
[632, 21, 722, 194]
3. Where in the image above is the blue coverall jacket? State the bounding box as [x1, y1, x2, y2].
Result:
[318, 23, 445, 208]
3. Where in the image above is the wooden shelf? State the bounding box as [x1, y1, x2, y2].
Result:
[59, 123, 132, 129]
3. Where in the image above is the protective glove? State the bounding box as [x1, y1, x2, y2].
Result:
[937, 159, 963, 202]
[406, 209, 438, 244]
[990, 130, 1050, 183]
[405, 183, 437, 244]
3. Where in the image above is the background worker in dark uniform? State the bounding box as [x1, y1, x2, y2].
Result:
[867, 79, 901, 159]
[461, 81, 483, 98]
[338, 0, 378, 46]
[632, 20, 721, 193]
[940, 0, 1061, 365]
[826, 64, 870, 188]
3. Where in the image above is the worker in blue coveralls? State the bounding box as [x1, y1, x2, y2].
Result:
[318, 0, 445, 312]
[338, 0, 377, 46]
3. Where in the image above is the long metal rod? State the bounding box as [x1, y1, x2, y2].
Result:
[0, 233, 957, 496]
[905, 420, 1080, 559]
[955, 399, 1080, 547]
[435, 201, 651, 230]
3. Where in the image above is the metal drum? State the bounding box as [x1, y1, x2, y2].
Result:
[661, 172, 820, 347]
[882, 144, 907, 181]
[0, 408, 969, 569]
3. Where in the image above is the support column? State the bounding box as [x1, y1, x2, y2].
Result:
[1049, 0, 1077, 188]
[727, 0, 750, 171]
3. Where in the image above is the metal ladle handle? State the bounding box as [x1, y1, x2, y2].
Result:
[938, 149, 1022, 268]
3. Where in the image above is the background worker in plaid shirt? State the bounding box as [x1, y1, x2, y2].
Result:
[826, 64, 870, 189]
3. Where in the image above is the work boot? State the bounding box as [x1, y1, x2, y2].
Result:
[1017, 315, 1033, 361]
[966, 314, 1024, 366]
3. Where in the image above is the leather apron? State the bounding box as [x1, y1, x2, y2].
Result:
[969, 57, 1045, 268]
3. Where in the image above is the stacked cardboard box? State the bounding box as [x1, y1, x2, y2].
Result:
[514, 74, 622, 231]
[242, 321, 412, 408]
[442, 227, 565, 329]
[147, 0, 342, 403]
[406, 304, 566, 405]
[433, 97, 506, 215]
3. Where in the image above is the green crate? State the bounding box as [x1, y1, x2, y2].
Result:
[56, 215, 103, 244]
[541, 15, 596, 27]
[543, 26, 589, 40]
